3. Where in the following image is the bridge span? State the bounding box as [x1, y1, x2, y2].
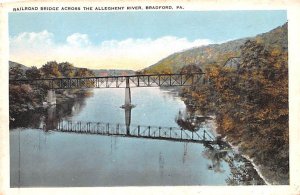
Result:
[9, 72, 205, 107]
[9, 73, 205, 89]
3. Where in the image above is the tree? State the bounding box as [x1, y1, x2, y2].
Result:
[40, 61, 62, 78]
[58, 62, 76, 77]
[180, 63, 203, 75]
[25, 66, 42, 80]
[75, 68, 94, 77]
[9, 65, 25, 80]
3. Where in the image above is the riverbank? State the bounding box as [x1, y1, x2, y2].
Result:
[180, 90, 288, 185]
[9, 87, 93, 120]
[224, 137, 270, 185]
[182, 104, 272, 185]
[224, 134, 289, 185]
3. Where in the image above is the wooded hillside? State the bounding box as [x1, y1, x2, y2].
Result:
[143, 23, 287, 74]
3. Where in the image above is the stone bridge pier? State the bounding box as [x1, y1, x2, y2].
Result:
[122, 77, 134, 109]
[47, 89, 56, 105]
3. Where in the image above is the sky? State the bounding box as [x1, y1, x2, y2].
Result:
[9, 11, 287, 70]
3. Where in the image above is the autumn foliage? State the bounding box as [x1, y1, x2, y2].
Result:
[181, 40, 289, 183]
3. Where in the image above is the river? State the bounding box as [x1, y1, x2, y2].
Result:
[10, 87, 265, 187]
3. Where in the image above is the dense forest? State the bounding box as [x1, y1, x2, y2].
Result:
[9, 61, 95, 116]
[143, 23, 289, 184]
[180, 39, 288, 184]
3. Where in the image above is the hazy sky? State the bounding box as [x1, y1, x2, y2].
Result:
[9, 11, 287, 70]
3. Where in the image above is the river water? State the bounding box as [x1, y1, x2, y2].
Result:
[10, 87, 265, 187]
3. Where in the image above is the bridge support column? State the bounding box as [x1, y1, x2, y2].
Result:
[47, 89, 56, 106]
[121, 77, 135, 109]
[125, 87, 131, 106]
[120, 78, 135, 134]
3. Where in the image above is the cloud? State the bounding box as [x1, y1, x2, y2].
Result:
[10, 31, 213, 70]
[10, 30, 54, 51]
[66, 33, 91, 47]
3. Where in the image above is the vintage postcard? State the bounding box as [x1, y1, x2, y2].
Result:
[0, 0, 300, 194]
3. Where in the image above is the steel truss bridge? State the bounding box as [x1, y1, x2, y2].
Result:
[9, 73, 205, 89]
[9, 73, 205, 106]
[52, 120, 218, 145]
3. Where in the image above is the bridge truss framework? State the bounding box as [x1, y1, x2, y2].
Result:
[9, 73, 205, 89]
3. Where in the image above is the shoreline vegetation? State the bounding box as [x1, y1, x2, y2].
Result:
[9, 61, 95, 118]
[179, 40, 288, 184]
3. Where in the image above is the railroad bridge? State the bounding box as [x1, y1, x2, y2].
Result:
[10, 73, 206, 139]
[10, 73, 205, 107]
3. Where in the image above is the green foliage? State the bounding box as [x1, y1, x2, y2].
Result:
[75, 68, 94, 77]
[58, 62, 76, 77]
[39, 61, 95, 78]
[9, 64, 25, 80]
[40, 61, 62, 78]
[9, 61, 96, 116]
[25, 66, 42, 80]
[9, 84, 43, 115]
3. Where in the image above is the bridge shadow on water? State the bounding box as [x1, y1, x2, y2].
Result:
[54, 120, 218, 145]
[9, 103, 266, 185]
[9, 92, 224, 147]
[34, 106, 219, 145]
[9, 97, 220, 145]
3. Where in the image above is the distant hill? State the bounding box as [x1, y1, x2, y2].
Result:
[91, 69, 135, 77]
[9, 61, 30, 71]
[9, 61, 134, 77]
[143, 22, 288, 73]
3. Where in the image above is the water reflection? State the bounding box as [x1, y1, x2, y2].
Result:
[10, 88, 265, 186]
[159, 152, 165, 179]
[10, 96, 87, 130]
[175, 110, 213, 132]
[124, 106, 132, 134]
[11, 98, 216, 145]
[202, 143, 228, 173]
[175, 103, 265, 185]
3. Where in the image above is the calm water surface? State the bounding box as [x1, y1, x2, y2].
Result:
[10, 88, 264, 186]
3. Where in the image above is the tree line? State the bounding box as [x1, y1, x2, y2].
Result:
[9, 61, 95, 116]
[10, 61, 94, 80]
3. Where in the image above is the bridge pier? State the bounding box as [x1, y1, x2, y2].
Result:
[125, 87, 131, 106]
[121, 77, 135, 109]
[47, 89, 56, 105]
